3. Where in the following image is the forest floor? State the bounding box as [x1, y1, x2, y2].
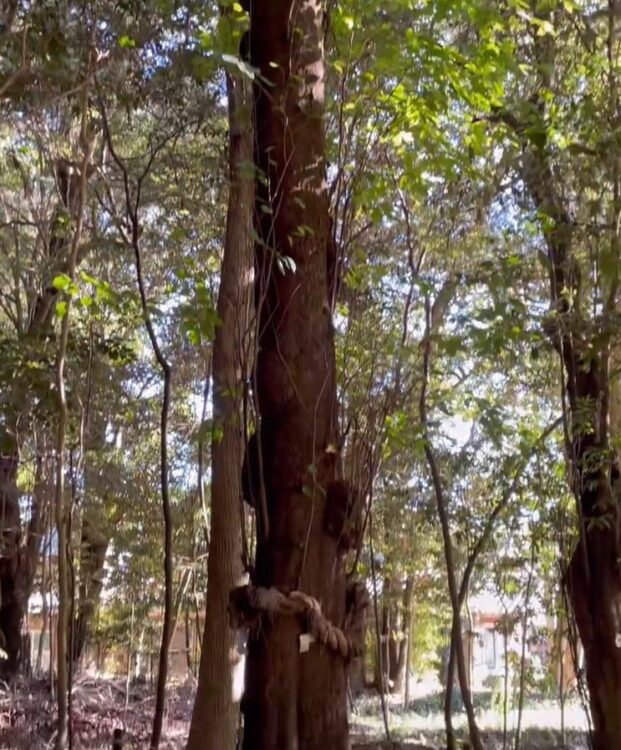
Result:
[0, 675, 589, 749]
[350, 690, 589, 749]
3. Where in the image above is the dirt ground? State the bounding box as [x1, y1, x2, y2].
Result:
[0, 677, 589, 749]
[0, 676, 191, 749]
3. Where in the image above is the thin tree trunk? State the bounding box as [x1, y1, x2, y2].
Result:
[499, 603, 509, 750]
[391, 577, 413, 695]
[444, 641, 456, 750]
[404, 617, 411, 707]
[54, 237, 74, 750]
[186, 62, 253, 750]
[37, 538, 48, 676]
[370, 511, 392, 744]
[443, 417, 561, 724]
[168, 568, 192, 651]
[192, 573, 202, 664]
[497, 77, 621, 747]
[558, 607, 566, 750]
[0, 415, 47, 680]
[49, 540, 55, 693]
[184, 604, 193, 678]
[72, 417, 111, 666]
[515, 539, 536, 750]
[53, 115, 94, 750]
[125, 600, 135, 717]
[378, 577, 391, 690]
[0, 149, 95, 681]
[135, 626, 146, 681]
[25, 448, 46, 601]
[197, 359, 212, 545]
[101, 101, 175, 750]
[0, 453, 23, 679]
[135, 229, 173, 750]
[73, 517, 108, 665]
[419, 299, 483, 750]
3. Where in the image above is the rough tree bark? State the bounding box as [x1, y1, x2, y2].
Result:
[186, 66, 253, 750]
[239, 2, 354, 748]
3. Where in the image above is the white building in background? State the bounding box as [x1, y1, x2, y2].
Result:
[461, 591, 568, 692]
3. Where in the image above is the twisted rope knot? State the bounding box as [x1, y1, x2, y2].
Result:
[230, 583, 368, 660]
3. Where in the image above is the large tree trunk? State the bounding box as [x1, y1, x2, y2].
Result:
[240, 2, 351, 748]
[186, 68, 253, 750]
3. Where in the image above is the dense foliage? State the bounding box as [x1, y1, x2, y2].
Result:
[3, 1, 621, 749]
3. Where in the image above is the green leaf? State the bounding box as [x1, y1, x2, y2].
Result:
[187, 327, 201, 346]
[52, 274, 71, 291]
